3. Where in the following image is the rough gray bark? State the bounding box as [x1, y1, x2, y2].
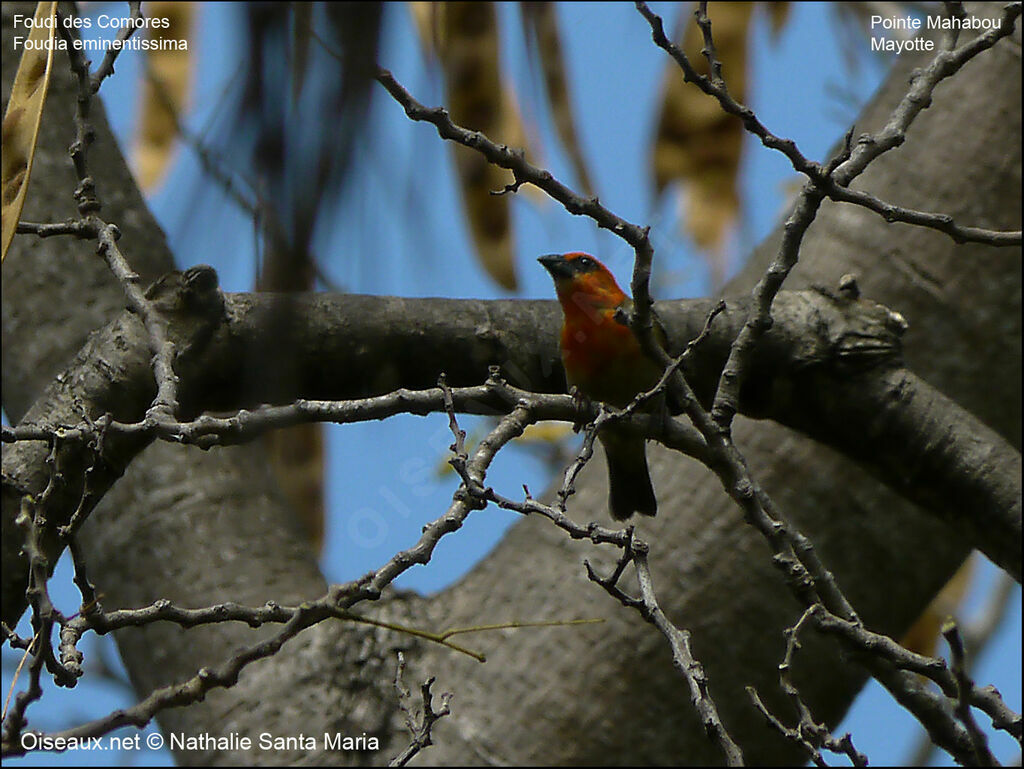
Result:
[2, 3, 1019, 766]
[4, 287, 1019, 626]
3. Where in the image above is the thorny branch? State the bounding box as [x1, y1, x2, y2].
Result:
[0, 370, 710, 754]
[373, 9, 1022, 761]
[631, 4, 1022, 761]
[907, 571, 1020, 765]
[633, 1, 1022, 249]
[54, 5, 185, 424]
[2, 382, 708, 458]
[88, 1, 141, 91]
[748, 608, 868, 767]
[943, 622, 998, 766]
[389, 652, 452, 767]
[437, 374, 745, 764]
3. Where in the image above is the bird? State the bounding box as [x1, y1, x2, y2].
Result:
[538, 252, 667, 520]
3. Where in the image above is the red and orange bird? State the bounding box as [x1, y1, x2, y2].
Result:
[539, 252, 668, 520]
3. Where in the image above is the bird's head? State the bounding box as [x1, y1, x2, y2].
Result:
[537, 253, 627, 308]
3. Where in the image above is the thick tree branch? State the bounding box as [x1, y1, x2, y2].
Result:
[4, 283, 1020, 628]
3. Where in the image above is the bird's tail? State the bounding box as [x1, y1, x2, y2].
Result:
[600, 429, 657, 520]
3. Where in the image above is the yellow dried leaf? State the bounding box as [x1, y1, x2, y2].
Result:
[437, 1, 519, 290]
[408, 1, 441, 56]
[765, 1, 790, 40]
[1, 2, 57, 263]
[519, 421, 573, 444]
[134, 1, 193, 191]
[499, 78, 547, 207]
[522, 1, 593, 196]
[901, 557, 973, 659]
[682, 170, 738, 282]
[651, 2, 752, 255]
[457, 149, 517, 289]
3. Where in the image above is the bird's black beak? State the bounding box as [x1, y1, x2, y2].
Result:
[538, 254, 573, 280]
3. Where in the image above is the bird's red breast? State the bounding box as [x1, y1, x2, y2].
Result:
[538, 252, 659, 407]
[538, 251, 663, 519]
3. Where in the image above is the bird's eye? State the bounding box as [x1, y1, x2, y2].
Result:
[577, 257, 593, 268]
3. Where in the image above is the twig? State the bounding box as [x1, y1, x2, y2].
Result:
[942, 621, 998, 766]
[89, 2, 143, 91]
[748, 607, 868, 767]
[633, 1, 1022, 248]
[390, 653, 452, 767]
[437, 379, 744, 765]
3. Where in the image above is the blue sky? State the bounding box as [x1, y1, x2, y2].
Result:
[4, 3, 1019, 766]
